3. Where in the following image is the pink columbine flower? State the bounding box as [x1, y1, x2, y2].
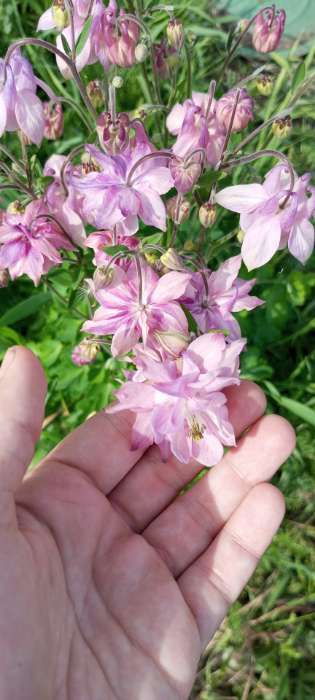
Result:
[82, 258, 191, 357]
[0, 49, 45, 144]
[216, 88, 254, 133]
[69, 143, 174, 234]
[181, 255, 263, 339]
[43, 102, 64, 140]
[0, 200, 74, 285]
[85, 229, 139, 267]
[43, 155, 86, 246]
[167, 91, 226, 166]
[107, 333, 246, 466]
[215, 165, 315, 269]
[252, 7, 286, 54]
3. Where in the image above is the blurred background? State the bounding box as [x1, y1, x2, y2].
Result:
[0, 1, 314, 697]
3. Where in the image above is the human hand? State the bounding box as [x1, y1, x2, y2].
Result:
[0, 347, 295, 700]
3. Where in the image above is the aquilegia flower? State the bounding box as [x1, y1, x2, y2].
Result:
[107, 333, 245, 466]
[83, 258, 191, 356]
[43, 155, 86, 246]
[0, 199, 74, 285]
[216, 88, 254, 133]
[181, 255, 263, 339]
[167, 91, 227, 166]
[252, 7, 286, 54]
[69, 143, 174, 233]
[216, 164, 315, 269]
[0, 49, 45, 144]
[85, 229, 139, 267]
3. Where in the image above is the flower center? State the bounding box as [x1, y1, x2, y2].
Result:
[188, 415, 205, 441]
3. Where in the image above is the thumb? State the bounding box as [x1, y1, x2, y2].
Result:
[0, 347, 47, 504]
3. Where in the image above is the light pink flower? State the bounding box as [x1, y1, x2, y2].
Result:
[72, 339, 100, 366]
[252, 8, 286, 53]
[0, 49, 45, 144]
[107, 333, 245, 466]
[0, 200, 73, 285]
[43, 155, 86, 246]
[216, 88, 253, 133]
[181, 255, 263, 339]
[69, 143, 174, 234]
[216, 165, 315, 269]
[85, 229, 139, 267]
[167, 91, 226, 166]
[83, 259, 191, 356]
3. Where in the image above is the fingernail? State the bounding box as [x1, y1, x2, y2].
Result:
[0, 347, 17, 377]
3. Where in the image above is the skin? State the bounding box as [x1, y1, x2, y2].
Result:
[0, 347, 296, 700]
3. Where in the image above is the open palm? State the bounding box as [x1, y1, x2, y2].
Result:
[0, 348, 295, 700]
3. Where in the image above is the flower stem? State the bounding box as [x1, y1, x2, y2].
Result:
[220, 5, 275, 77]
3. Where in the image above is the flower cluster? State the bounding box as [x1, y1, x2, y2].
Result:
[0, 1, 314, 466]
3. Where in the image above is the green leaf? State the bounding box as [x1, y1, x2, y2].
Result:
[0, 292, 51, 326]
[140, 232, 163, 246]
[292, 62, 306, 92]
[104, 244, 130, 256]
[264, 381, 315, 427]
[60, 33, 71, 56]
[75, 16, 93, 54]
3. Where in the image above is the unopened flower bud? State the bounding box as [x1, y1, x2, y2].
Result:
[0, 269, 9, 288]
[52, 0, 70, 30]
[183, 239, 196, 252]
[216, 88, 254, 133]
[93, 266, 111, 291]
[112, 76, 124, 89]
[154, 330, 189, 359]
[167, 19, 184, 51]
[135, 43, 148, 63]
[87, 80, 104, 110]
[252, 8, 286, 54]
[256, 74, 274, 96]
[72, 340, 100, 366]
[166, 196, 190, 224]
[43, 102, 64, 140]
[237, 228, 245, 243]
[199, 202, 217, 228]
[7, 200, 25, 215]
[160, 248, 187, 272]
[170, 155, 202, 194]
[271, 116, 292, 138]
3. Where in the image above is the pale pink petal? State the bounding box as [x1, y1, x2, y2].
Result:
[166, 102, 187, 135]
[15, 90, 44, 145]
[288, 218, 314, 264]
[133, 166, 174, 195]
[241, 215, 282, 270]
[111, 321, 140, 356]
[215, 183, 267, 213]
[37, 8, 55, 30]
[138, 188, 167, 231]
[193, 433, 224, 467]
[150, 271, 191, 304]
[186, 333, 226, 372]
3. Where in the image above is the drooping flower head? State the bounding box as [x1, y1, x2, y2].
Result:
[72, 339, 100, 366]
[108, 333, 246, 466]
[85, 229, 139, 267]
[216, 164, 315, 269]
[43, 155, 86, 246]
[216, 88, 254, 133]
[181, 255, 263, 339]
[82, 258, 191, 357]
[0, 199, 74, 285]
[167, 91, 226, 166]
[252, 7, 286, 53]
[0, 49, 45, 144]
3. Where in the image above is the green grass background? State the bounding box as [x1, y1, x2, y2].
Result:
[0, 1, 314, 697]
